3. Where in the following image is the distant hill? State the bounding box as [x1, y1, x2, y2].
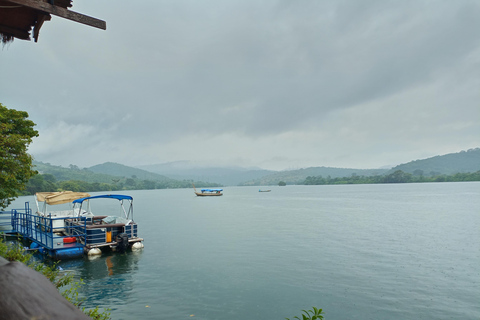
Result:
[239, 148, 480, 185]
[32, 161, 221, 189]
[87, 162, 223, 187]
[239, 167, 389, 186]
[137, 161, 273, 186]
[33, 161, 122, 184]
[88, 162, 173, 182]
[388, 148, 480, 176]
[34, 148, 480, 188]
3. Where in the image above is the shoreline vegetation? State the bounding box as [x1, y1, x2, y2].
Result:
[21, 170, 480, 196]
[24, 148, 479, 194]
[302, 170, 480, 185]
[0, 237, 111, 320]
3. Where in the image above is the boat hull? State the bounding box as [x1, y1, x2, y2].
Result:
[195, 192, 223, 196]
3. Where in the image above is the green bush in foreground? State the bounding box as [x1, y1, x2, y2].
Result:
[0, 237, 111, 320]
[286, 307, 324, 320]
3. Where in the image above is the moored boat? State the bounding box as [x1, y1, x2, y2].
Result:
[8, 193, 144, 259]
[34, 191, 92, 231]
[65, 194, 144, 255]
[193, 184, 223, 196]
[195, 188, 223, 196]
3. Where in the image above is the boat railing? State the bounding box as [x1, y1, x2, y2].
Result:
[0, 209, 15, 232]
[1, 202, 32, 234]
[11, 203, 87, 251]
[64, 217, 89, 237]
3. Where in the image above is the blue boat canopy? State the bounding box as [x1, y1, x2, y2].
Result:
[201, 189, 223, 192]
[72, 194, 133, 203]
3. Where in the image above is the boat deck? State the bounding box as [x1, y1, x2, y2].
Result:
[2, 201, 143, 259]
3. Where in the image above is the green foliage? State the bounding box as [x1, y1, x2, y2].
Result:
[22, 174, 222, 195]
[0, 237, 111, 319]
[23, 161, 223, 195]
[240, 167, 389, 186]
[303, 170, 480, 185]
[240, 148, 480, 186]
[25, 174, 57, 194]
[286, 307, 324, 320]
[61, 278, 112, 320]
[0, 104, 39, 209]
[383, 170, 412, 183]
[0, 237, 30, 262]
[32, 161, 129, 184]
[279, 181, 287, 186]
[0, 238, 61, 285]
[83, 306, 112, 320]
[390, 148, 480, 175]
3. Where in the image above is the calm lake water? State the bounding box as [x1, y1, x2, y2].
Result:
[8, 182, 480, 319]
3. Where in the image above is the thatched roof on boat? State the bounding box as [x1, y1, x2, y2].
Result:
[0, 0, 105, 44]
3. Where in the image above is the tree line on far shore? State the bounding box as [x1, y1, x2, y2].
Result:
[22, 173, 220, 195]
[302, 170, 480, 185]
[25, 169, 480, 195]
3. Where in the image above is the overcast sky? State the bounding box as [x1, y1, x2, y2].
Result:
[1, 0, 479, 171]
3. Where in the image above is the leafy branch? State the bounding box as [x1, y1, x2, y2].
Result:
[286, 307, 324, 320]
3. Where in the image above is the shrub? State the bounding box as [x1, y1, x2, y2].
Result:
[0, 237, 111, 320]
[286, 307, 324, 320]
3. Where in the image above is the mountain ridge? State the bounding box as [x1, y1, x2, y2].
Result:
[137, 162, 273, 186]
[34, 148, 480, 186]
[388, 148, 480, 175]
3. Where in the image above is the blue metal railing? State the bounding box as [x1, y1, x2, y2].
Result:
[0, 210, 14, 231]
[0, 202, 31, 233]
[7, 202, 87, 251]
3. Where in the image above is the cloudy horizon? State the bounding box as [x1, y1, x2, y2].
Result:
[1, 0, 479, 171]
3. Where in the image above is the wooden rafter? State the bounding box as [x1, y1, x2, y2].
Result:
[0, 25, 29, 40]
[33, 12, 50, 42]
[5, 0, 106, 30]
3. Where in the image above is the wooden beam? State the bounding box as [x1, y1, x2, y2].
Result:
[0, 25, 30, 40]
[33, 12, 50, 42]
[5, 0, 106, 30]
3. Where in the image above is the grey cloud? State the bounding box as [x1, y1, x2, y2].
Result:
[1, 0, 479, 169]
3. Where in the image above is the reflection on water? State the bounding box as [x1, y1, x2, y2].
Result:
[58, 250, 143, 307]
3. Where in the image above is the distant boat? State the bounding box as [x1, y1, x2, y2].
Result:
[259, 189, 271, 192]
[193, 184, 223, 196]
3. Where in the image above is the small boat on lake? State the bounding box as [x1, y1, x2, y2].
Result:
[195, 188, 223, 196]
[193, 184, 223, 196]
[259, 189, 271, 192]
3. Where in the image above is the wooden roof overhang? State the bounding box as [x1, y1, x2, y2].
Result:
[0, 0, 105, 43]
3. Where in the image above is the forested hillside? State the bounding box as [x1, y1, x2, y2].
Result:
[303, 170, 480, 185]
[33, 161, 121, 183]
[388, 148, 480, 175]
[240, 148, 480, 185]
[299, 148, 480, 186]
[26, 161, 220, 195]
[88, 162, 172, 182]
[28, 148, 479, 191]
[239, 167, 388, 186]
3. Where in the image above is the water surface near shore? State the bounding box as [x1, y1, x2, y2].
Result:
[10, 182, 480, 319]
